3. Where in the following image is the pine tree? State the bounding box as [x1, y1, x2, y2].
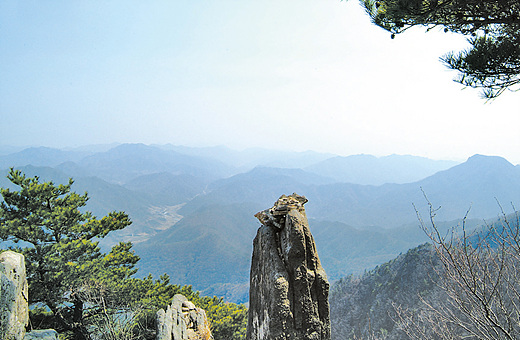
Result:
[362, 0, 520, 98]
[0, 169, 136, 339]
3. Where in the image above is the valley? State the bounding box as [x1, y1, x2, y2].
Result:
[1, 143, 518, 303]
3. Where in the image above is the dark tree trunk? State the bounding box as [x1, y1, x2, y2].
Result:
[72, 296, 91, 340]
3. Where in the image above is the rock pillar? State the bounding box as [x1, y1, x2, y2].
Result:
[0, 251, 29, 340]
[156, 294, 213, 340]
[247, 194, 330, 340]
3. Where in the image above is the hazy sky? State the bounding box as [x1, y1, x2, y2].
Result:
[1, 1, 519, 163]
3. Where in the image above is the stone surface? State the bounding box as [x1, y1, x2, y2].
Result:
[0, 251, 29, 340]
[156, 294, 213, 340]
[247, 194, 330, 340]
[24, 330, 59, 340]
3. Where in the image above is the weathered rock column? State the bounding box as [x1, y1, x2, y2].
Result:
[0, 251, 29, 340]
[156, 294, 213, 340]
[247, 194, 330, 340]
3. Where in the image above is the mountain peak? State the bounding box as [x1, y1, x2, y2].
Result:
[464, 154, 514, 169]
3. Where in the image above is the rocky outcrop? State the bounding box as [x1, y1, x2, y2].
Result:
[329, 244, 441, 340]
[156, 294, 213, 340]
[247, 194, 330, 340]
[24, 330, 59, 340]
[0, 251, 29, 340]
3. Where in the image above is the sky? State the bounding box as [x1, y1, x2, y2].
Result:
[1, 0, 519, 164]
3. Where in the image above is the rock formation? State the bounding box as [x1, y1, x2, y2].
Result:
[247, 194, 330, 340]
[0, 251, 29, 340]
[156, 294, 213, 340]
[24, 330, 59, 340]
[0, 250, 58, 340]
[329, 244, 441, 340]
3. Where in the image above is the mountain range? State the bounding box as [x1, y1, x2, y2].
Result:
[1, 143, 518, 303]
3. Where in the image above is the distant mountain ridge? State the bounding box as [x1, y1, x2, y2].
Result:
[0, 146, 91, 168]
[305, 154, 459, 185]
[1, 143, 518, 303]
[181, 154, 520, 228]
[134, 153, 520, 302]
[162, 144, 335, 170]
[0, 143, 463, 186]
[76, 143, 235, 184]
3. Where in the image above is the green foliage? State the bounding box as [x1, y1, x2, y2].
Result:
[0, 169, 248, 339]
[362, 0, 520, 98]
[84, 275, 248, 340]
[196, 296, 247, 340]
[81, 275, 201, 340]
[0, 169, 134, 339]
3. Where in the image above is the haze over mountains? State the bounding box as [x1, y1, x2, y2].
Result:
[1, 143, 519, 303]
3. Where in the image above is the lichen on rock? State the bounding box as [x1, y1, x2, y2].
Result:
[254, 194, 308, 230]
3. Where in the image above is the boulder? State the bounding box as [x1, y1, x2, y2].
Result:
[0, 251, 29, 340]
[247, 194, 330, 340]
[24, 330, 58, 340]
[156, 294, 213, 340]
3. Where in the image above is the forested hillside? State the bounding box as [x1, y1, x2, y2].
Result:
[2, 143, 518, 303]
[329, 244, 442, 339]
